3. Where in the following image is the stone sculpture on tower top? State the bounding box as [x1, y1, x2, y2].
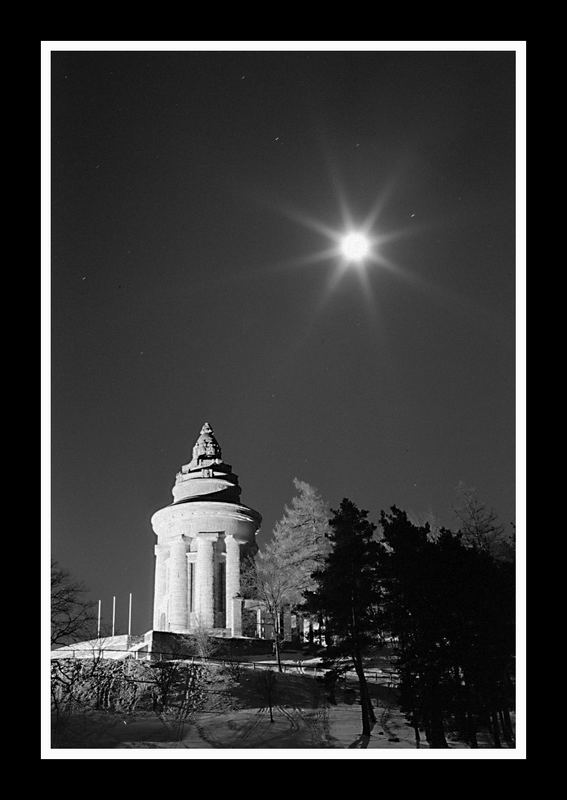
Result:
[189, 421, 222, 467]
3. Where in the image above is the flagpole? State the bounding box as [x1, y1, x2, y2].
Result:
[97, 599, 101, 638]
[128, 592, 132, 637]
[112, 595, 116, 637]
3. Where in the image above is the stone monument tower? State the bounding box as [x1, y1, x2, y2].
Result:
[151, 423, 261, 636]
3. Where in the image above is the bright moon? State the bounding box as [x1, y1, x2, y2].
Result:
[340, 232, 370, 262]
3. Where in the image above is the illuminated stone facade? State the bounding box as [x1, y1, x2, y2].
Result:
[151, 423, 261, 636]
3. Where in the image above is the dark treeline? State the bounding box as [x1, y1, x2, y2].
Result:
[305, 500, 515, 748]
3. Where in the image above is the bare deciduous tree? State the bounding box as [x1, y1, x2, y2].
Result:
[51, 561, 96, 647]
[191, 621, 220, 661]
[257, 669, 277, 723]
[453, 483, 515, 562]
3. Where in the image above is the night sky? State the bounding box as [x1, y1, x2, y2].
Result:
[51, 49, 516, 636]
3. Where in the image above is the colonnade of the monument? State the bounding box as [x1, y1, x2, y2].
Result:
[153, 533, 242, 635]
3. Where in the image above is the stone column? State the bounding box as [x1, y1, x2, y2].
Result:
[168, 538, 188, 632]
[153, 544, 169, 629]
[225, 534, 241, 632]
[231, 597, 243, 637]
[195, 535, 215, 629]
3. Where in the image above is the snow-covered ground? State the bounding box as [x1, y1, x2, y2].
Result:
[52, 669, 513, 749]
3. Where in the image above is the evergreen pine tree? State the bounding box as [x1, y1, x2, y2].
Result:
[306, 498, 383, 737]
[380, 506, 515, 748]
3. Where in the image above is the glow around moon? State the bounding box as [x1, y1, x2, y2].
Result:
[269, 187, 415, 313]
